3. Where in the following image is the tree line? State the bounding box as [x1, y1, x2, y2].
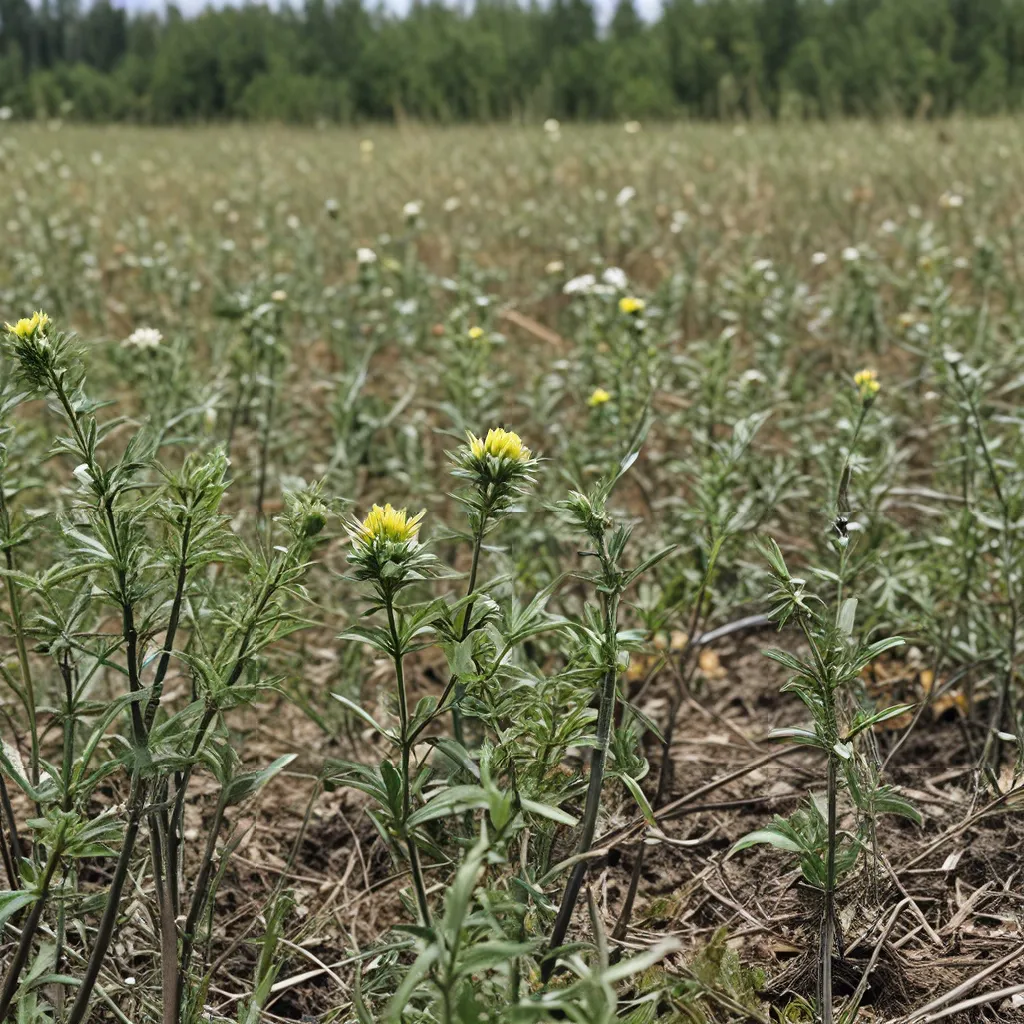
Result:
[2, 0, 1024, 123]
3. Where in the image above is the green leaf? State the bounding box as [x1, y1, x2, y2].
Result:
[837, 597, 858, 637]
[331, 693, 394, 741]
[0, 889, 37, 931]
[730, 827, 803, 856]
[619, 773, 657, 827]
[224, 754, 296, 805]
[845, 703, 915, 740]
[519, 796, 578, 827]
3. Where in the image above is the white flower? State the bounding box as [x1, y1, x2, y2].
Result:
[881, 219, 897, 234]
[325, 198, 340, 217]
[124, 327, 163, 350]
[442, 196, 461, 213]
[544, 118, 560, 135]
[545, 260, 564, 275]
[563, 273, 596, 295]
[842, 246, 860, 263]
[624, 120, 641, 134]
[403, 200, 422, 220]
[752, 258, 773, 273]
[360, 139, 374, 155]
[615, 186, 636, 208]
[0, 107, 12, 121]
[286, 214, 300, 230]
[811, 251, 828, 266]
[73, 464, 93, 487]
[602, 267, 628, 290]
[357, 247, 377, 264]
[939, 191, 964, 210]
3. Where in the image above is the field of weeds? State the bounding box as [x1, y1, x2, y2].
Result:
[0, 120, 1023, 1023]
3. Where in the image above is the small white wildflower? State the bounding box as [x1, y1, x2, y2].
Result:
[811, 251, 828, 266]
[939, 191, 964, 210]
[563, 273, 596, 295]
[325, 197, 340, 217]
[602, 267, 628, 290]
[442, 196, 461, 213]
[124, 327, 163, 351]
[545, 260, 565, 275]
[403, 200, 422, 220]
[615, 186, 636, 208]
[881, 219, 897, 234]
[623, 120, 641, 134]
[286, 214, 300, 230]
[842, 246, 860, 263]
[543, 118, 560, 135]
[357, 247, 377, 265]
[0, 106, 12, 121]
[271, 290, 287, 303]
[752, 258, 773, 273]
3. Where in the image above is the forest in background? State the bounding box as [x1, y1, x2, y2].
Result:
[1, 0, 1024, 123]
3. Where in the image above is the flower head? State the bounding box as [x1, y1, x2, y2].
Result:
[588, 387, 612, 407]
[357, 247, 377, 265]
[468, 428, 531, 463]
[356, 503, 424, 547]
[4, 310, 50, 341]
[619, 296, 645, 316]
[854, 368, 880, 402]
[124, 327, 162, 351]
[453, 428, 537, 523]
[564, 273, 597, 296]
[467, 326, 484, 341]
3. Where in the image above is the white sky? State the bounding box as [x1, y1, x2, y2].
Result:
[117, 0, 662, 23]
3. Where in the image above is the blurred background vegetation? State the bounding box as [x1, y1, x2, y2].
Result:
[2, 0, 1024, 124]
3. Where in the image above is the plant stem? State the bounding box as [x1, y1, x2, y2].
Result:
[386, 594, 432, 927]
[542, 577, 620, 981]
[0, 832, 63, 1017]
[145, 516, 192, 733]
[3, 549, 38, 788]
[67, 774, 149, 1024]
[819, 753, 838, 1024]
[255, 338, 279, 521]
[452, 514, 486, 745]
[0, 771, 23, 879]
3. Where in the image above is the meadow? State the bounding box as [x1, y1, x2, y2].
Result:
[0, 119, 1023, 1023]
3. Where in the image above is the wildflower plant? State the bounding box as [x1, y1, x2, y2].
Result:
[0, 313, 325, 1023]
[732, 376, 919, 1024]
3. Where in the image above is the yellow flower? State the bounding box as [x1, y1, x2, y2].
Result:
[468, 326, 484, 340]
[854, 368, 881, 401]
[619, 296, 645, 315]
[4, 310, 51, 340]
[357, 503, 424, 545]
[588, 387, 612, 407]
[468, 427, 531, 463]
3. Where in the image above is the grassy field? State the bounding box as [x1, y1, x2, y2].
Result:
[1, 120, 1023, 1023]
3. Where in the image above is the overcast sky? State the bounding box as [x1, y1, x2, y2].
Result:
[117, 0, 662, 22]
